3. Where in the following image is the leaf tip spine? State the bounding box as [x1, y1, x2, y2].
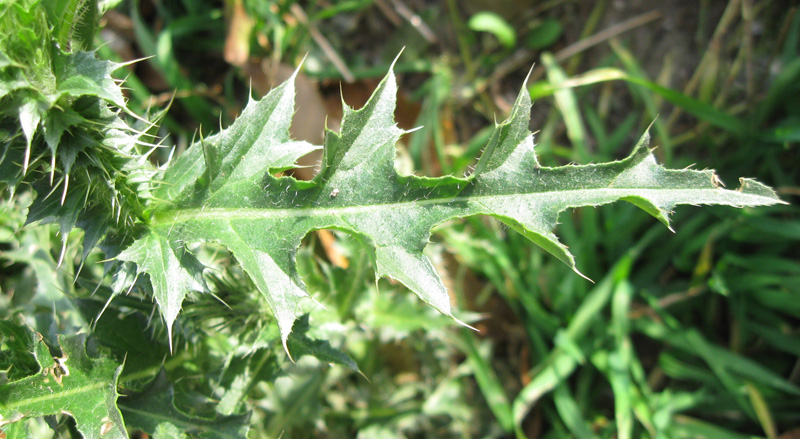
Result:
[523, 62, 536, 88]
[167, 328, 174, 355]
[294, 53, 309, 81]
[283, 337, 295, 364]
[390, 47, 406, 73]
[453, 315, 479, 332]
[573, 266, 594, 284]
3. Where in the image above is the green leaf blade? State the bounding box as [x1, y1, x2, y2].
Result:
[287, 315, 360, 372]
[468, 11, 517, 48]
[117, 231, 206, 347]
[0, 326, 126, 439]
[128, 64, 783, 356]
[155, 68, 318, 207]
[119, 369, 250, 439]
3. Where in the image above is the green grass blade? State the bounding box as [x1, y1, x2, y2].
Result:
[529, 67, 747, 137]
[457, 329, 514, 432]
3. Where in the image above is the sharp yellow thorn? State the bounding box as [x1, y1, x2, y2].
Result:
[57, 240, 67, 269]
[61, 174, 69, 205]
[50, 155, 56, 184]
[22, 145, 31, 175]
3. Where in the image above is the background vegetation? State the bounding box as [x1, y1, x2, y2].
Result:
[1, 0, 798, 438]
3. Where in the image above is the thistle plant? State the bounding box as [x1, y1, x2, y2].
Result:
[0, 1, 785, 437]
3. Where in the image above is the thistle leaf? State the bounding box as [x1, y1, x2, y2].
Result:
[117, 231, 207, 348]
[125, 65, 783, 354]
[287, 315, 360, 372]
[0, 324, 126, 438]
[119, 369, 251, 439]
[53, 50, 127, 110]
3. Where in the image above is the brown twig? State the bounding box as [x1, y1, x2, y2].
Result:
[666, 0, 740, 129]
[629, 285, 706, 320]
[471, 10, 662, 102]
[289, 3, 355, 83]
[390, 0, 438, 44]
[554, 10, 662, 64]
[505, 10, 662, 85]
[374, 0, 402, 26]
